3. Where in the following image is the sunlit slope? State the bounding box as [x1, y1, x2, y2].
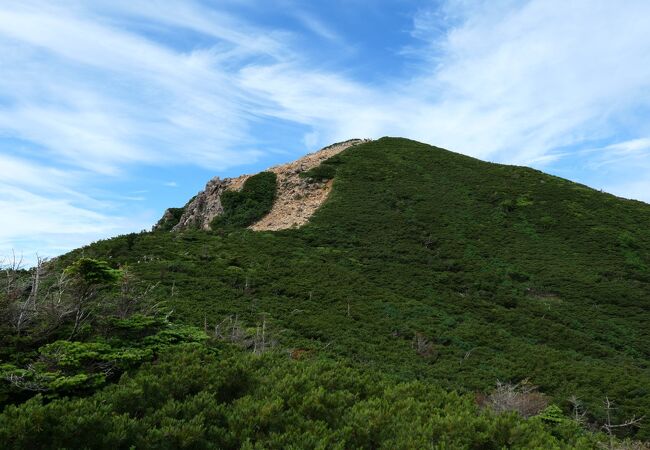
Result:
[79, 137, 650, 438]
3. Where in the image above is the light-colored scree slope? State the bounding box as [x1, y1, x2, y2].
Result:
[250, 139, 370, 230]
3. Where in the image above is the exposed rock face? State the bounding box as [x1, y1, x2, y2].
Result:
[171, 178, 230, 231]
[157, 138, 371, 232]
[154, 207, 184, 231]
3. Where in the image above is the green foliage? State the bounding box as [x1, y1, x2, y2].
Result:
[300, 154, 343, 182]
[155, 207, 185, 231]
[301, 162, 337, 181]
[0, 321, 207, 399]
[538, 405, 567, 423]
[65, 258, 121, 285]
[211, 172, 277, 229]
[0, 345, 601, 449]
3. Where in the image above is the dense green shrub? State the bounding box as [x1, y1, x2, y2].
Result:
[0, 344, 602, 449]
[211, 172, 277, 229]
[300, 155, 344, 182]
[65, 258, 120, 285]
[301, 162, 337, 181]
[0, 319, 207, 400]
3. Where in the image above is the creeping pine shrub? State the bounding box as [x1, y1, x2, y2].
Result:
[155, 207, 185, 231]
[299, 155, 344, 183]
[65, 258, 121, 285]
[211, 172, 277, 229]
[1, 319, 208, 399]
[301, 163, 337, 182]
[0, 345, 603, 449]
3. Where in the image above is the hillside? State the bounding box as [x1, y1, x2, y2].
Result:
[2, 137, 649, 448]
[155, 138, 371, 232]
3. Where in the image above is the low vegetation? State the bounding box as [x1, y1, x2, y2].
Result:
[155, 207, 186, 231]
[2, 138, 649, 447]
[0, 344, 605, 449]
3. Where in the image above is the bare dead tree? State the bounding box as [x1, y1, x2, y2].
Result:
[479, 379, 548, 418]
[213, 315, 247, 344]
[2, 251, 23, 299]
[5, 364, 50, 392]
[1, 255, 77, 339]
[68, 281, 100, 339]
[212, 314, 275, 354]
[461, 347, 477, 364]
[252, 315, 268, 355]
[1, 251, 25, 318]
[38, 270, 74, 336]
[599, 397, 645, 450]
[569, 395, 589, 426]
[0, 254, 53, 336]
[412, 332, 437, 358]
[14, 255, 48, 335]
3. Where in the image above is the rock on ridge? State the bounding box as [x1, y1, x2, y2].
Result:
[156, 138, 371, 232]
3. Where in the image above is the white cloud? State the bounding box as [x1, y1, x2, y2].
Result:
[0, 182, 146, 265]
[0, 1, 278, 174]
[0, 0, 285, 260]
[5, 0, 647, 172]
[0, 155, 149, 264]
[407, 0, 650, 163]
[605, 179, 650, 204]
[588, 138, 650, 169]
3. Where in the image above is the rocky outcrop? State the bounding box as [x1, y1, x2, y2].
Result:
[154, 207, 185, 231]
[170, 178, 230, 231]
[156, 138, 371, 232]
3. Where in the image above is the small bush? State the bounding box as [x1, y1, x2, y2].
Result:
[154, 207, 185, 231]
[211, 172, 277, 229]
[301, 163, 337, 182]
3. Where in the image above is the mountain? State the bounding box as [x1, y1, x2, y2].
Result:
[1, 137, 649, 448]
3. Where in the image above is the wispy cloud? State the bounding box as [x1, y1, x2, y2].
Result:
[0, 154, 147, 264]
[406, 0, 650, 163]
[0, 1, 282, 174]
[294, 13, 343, 43]
[588, 138, 650, 169]
[246, 1, 650, 163]
[0, 0, 287, 260]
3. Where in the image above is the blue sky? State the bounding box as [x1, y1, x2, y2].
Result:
[2, 0, 650, 264]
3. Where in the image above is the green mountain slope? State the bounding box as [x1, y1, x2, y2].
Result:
[2, 137, 649, 447]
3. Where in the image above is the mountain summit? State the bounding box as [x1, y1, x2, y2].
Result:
[2, 138, 649, 447]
